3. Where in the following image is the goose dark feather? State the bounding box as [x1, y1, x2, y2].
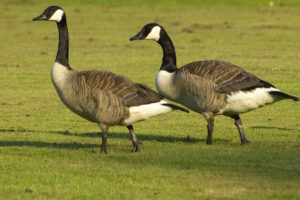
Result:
[181, 60, 275, 93]
[78, 70, 162, 107]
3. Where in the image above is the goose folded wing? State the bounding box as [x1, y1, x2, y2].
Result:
[216, 71, 275, 93]
[182, 60, 275, 94]
[79, 70, 163, 107]
[124, 83, 163, 107]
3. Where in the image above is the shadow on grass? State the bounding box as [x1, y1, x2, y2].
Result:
[249, 126, 294, 131]
[0, 140, 100, 149]
[0, 128, 231, 144]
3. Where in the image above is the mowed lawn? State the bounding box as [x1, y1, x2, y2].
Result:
[0, 0, 300, 199]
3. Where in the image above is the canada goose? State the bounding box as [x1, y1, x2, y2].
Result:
[32, 7, 188, 153]
[130, 23, 299, 145]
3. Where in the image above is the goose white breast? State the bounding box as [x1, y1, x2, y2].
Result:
[51, 62, 69, 91]
[155, 70, 177, 100]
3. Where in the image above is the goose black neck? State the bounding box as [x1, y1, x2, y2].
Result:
[56, 16, 71, 69]
[158, 30, 177, 72]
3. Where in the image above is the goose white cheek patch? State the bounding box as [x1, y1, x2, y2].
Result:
[49, 9, 64, 22]
[145, 26, 161, 41]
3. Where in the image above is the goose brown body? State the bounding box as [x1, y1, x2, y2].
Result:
[52, 64, 163, 126]
[166, 60, 278, 115]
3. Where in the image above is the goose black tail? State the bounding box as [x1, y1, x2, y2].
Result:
[269, 91, 299, 101]
[162, 103, 189, 113]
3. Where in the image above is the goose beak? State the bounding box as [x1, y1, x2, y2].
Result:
[32, 13, 47, 21]
[129, 31, 144, 41]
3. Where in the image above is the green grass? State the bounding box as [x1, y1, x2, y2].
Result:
[3, 0, 300, 6]
[0, 1, 300, 199]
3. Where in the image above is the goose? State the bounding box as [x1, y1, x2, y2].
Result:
[32, 7, 188, 153]
[130, 23, 299, 145]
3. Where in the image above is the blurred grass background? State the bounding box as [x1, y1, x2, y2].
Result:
[0, 0, 300, 199]
[2, 0, 300, 6]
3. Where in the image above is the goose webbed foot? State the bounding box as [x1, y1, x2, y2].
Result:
[206, 139, 212, 145]
[99, 124, 109, 154]
[127, 125, 141, 153]
[101, 144, 107, 154]
[131, 141, 140, 152]
[206, 130, 212, 144]
[232, 115, 250, 145]
[241, 138, 251, 145]
[101, 132, 108, 154]
[204, 113, 214, 145]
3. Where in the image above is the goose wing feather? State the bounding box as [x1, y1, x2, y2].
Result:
[78, 70, 162, 107]
[180, 60, 275, 93]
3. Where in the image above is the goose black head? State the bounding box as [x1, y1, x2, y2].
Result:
[130, 23, 162, 42]
[33, 6, 65, 23]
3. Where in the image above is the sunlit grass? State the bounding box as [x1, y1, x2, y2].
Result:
[0, 1, 299, 199]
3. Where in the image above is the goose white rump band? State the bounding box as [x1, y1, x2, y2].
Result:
[222, 87, 280, 114]
[124, 100, 172, 124]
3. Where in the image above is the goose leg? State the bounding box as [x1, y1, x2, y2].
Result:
[127, 125, 140, 152]
[99, 124, 109, 154]
[232, 115, 250, 145]
[204, 113, 214, 145]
